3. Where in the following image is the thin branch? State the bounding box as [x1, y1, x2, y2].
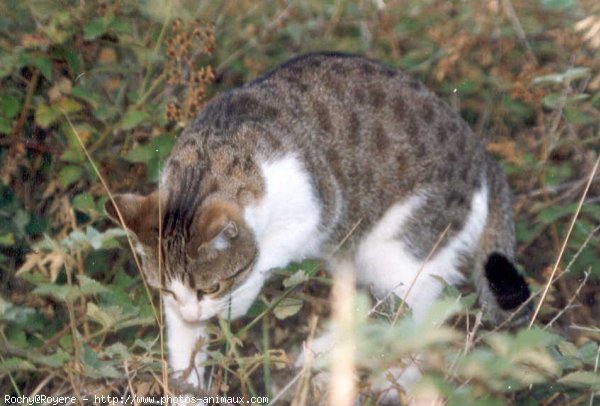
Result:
[529, 155, 600, 327]
[543, 269, 590, 330]
[10, 69, 40, 147]
[499, 0, 538, 66]
[392, 224, 451, 325]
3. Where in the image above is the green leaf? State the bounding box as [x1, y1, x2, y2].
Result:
[80, 344, 99, 366]
[536, 203, 577, 224]
[152, 134, 176, 160]
[420, 297, 461, 326]
[0, 297, 35, 323]
[273, 297, 303, 320]
[60, 146, 85, 164]
[125, 143, 154, 163]
[54, 48, 82, 76]
[33, 283, 78, 302]
[0, 232, 15, 246]
[126, 135, 175, 180]
[86, 302, 119, 329]
[72, 193, 96, 212]
[541, 0, 576, 9]
[120, 109, 150, 130]
[578, 341, 600, 366]
[0, 357, 36, 373]
[55, 97, 82, 114]
[83, 18, 107, 40]
[37, 350, 71, 367]
[81, 343, 126, 378]
[0, 117, 12, 134]
[533, 67, 590, 85]
[84, 226, 126, 250]
[557, 371, 600, 390]
[556, 340, 579, 358]
[109, 18, 132, 34]
[35, 104, 59, 128]
[33, 56, 53, 81]
[542, 93, 590, 109]
[103, 342, 130, 359]
[0, 93, 21, 119]
[71, 86, 101, 110]
[514, 328, 562, 350]
[247, 299, 268, 318]
[76, 274, 109, 295]
[283, 269, 309, 288]
[58, 165, 83, 188]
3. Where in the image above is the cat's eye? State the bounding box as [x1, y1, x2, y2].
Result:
[197, 283, 220, 299]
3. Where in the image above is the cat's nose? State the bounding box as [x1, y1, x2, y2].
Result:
[179, 303, 202, 322]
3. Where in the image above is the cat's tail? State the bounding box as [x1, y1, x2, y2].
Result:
[475, 157, 531, 326]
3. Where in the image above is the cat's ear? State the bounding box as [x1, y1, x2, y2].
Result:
[207, 221, 238, 251]
[105, 192, 161, 245]
[222, 220, 238, 239]
[192, 201, 241, 252]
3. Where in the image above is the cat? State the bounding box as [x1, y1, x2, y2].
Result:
[105, 51, 531, 399]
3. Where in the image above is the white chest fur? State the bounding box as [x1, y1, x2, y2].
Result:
[244, 153, 327, 270]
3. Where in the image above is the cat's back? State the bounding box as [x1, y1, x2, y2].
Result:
[252, 53, 486, 235]
[173, 53, 491, 242]
[188, 52, 486, 186]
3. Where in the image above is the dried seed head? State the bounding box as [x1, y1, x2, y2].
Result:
[172, 19, 181, 32]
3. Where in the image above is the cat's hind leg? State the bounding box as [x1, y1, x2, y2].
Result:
[351, 187, 489, 401]
[353, 190, 485, 321]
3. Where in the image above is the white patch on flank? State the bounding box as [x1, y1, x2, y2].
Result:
[355, 184, 489, 321]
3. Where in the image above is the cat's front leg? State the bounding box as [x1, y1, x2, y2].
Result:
[164, 297, 208, 401]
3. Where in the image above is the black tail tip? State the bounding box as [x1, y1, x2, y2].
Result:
[484, 253, 530, 311]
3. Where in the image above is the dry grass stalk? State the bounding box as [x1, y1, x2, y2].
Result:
[291, 315, 319, 406]
[62, 112, 169, 390]
[328, 263, 357, 406]
[529, 155, 600, 328]
[392, 224, 451, 325]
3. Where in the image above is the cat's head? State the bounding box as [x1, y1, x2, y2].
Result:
[105, 192, 258, 322]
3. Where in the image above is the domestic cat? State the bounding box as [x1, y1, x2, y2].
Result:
[105, 52, 530, 399]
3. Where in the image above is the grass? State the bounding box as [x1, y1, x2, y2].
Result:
[0, 0, 599, 404]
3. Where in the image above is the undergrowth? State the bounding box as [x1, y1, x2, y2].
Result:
[0, 0, 599, 404]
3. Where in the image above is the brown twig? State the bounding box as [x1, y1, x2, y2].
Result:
[0, 138, 58, 153]
[290, 315, 319, 406]
[499, 0, 538, 66]
[10, 69, 41, 148]
[543, 269, 590, 330]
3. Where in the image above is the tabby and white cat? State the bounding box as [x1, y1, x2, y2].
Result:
[106, 52, 530, 396]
